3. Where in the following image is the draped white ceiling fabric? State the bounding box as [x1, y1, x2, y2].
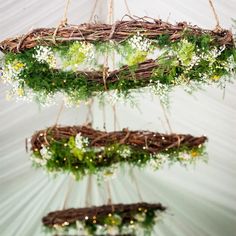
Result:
[0, 0, 236, 235]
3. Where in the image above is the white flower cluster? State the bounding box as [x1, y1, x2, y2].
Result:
[118, 147, 131, 159]
[40, 145, 52, 159]
[225, 55, 236, 73]
[200, 45, 225, 66]
[75, 133, 89, 151]
[32, 46, 56, 68]
[134, 212, 146, 222]
[185, 54, 201, 70]
[32, 145, 52, 166]
[106, 226, 119, 235]
[80, 42, 95, 63]
[128, 32, 152, 52]
[0, 60, 25, 84]
[149, 153, 167, 170]
[0, 60, 33, 100]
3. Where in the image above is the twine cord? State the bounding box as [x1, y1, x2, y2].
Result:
[208, 0, 221, 30]
[54, 101, 65, 125]
[89, 0, 99, 22]
[62, 177, 74, 209]
[85, 175, 92, 207]
[53, 0, 71, 43]
[160, 101, 172, 133]
[124, 0, 132, 16]
[85, 98, 94, 125]
[130, 169, 143, 201]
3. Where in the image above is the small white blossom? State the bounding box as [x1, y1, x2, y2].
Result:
[134, 212, 146, 222]
[33, 46, 56, 68]
[75, 133, 89, 150]
[31, 156, 47, 166]
[128, 33, 151, 52]
[95, 225, 106, 235]
[81, 42, 95, 64]
[40, 145, 52, 160]
[149, 153, 167, 170]
[0, 60, 25, 84]
[118, 147, 131, 158]
[106, 226, 119, 235]
[200, 45, 225, 66]
[72, 41, 95, 65]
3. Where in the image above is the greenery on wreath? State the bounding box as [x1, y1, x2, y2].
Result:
[43, 203, 165, 236]
[1, 29, 235, 106]
[31, 132, 207, 181]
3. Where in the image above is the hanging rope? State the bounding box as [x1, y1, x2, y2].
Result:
[54, 100, 65, 125]
[102, 104, 107, 131]
[53, 0, 71, 43]
[85, 98, 94, 126]
[106, 181, 112, 204]
[130, 169, 143, 201]
[62, 0, 71, 25]
[102, 0, 114, 91]
[112, 105, 117, 131]
[107, 0, 114, 24]
[160, 101, 172, 133]
[106, 180, 115, 212]
[112, 105, 121, 131]
[89, 0, 99, 22]
[124, 0, 132, 16]
[85, 175, 93, 207]
[62, 177, 74, 209]
[208, 0, 221, 31]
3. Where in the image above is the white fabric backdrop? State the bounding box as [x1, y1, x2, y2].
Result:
[0, 0, 236, 235]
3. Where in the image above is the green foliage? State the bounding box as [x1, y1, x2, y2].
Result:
[127, 51, 148, 66]
[31, 134, 207, 181]
[63, 42, 88, 69]
[174, 39, 195, 66]
[1, 31, 236, 105]
[43, 206, 163, 236]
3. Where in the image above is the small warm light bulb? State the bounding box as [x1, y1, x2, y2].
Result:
[85, 216, 89, 220]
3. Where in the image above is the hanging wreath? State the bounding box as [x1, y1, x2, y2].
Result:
[29, 125, 207, 180]
[0, 19, 235, 105]
[42, 202, 166, 235]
